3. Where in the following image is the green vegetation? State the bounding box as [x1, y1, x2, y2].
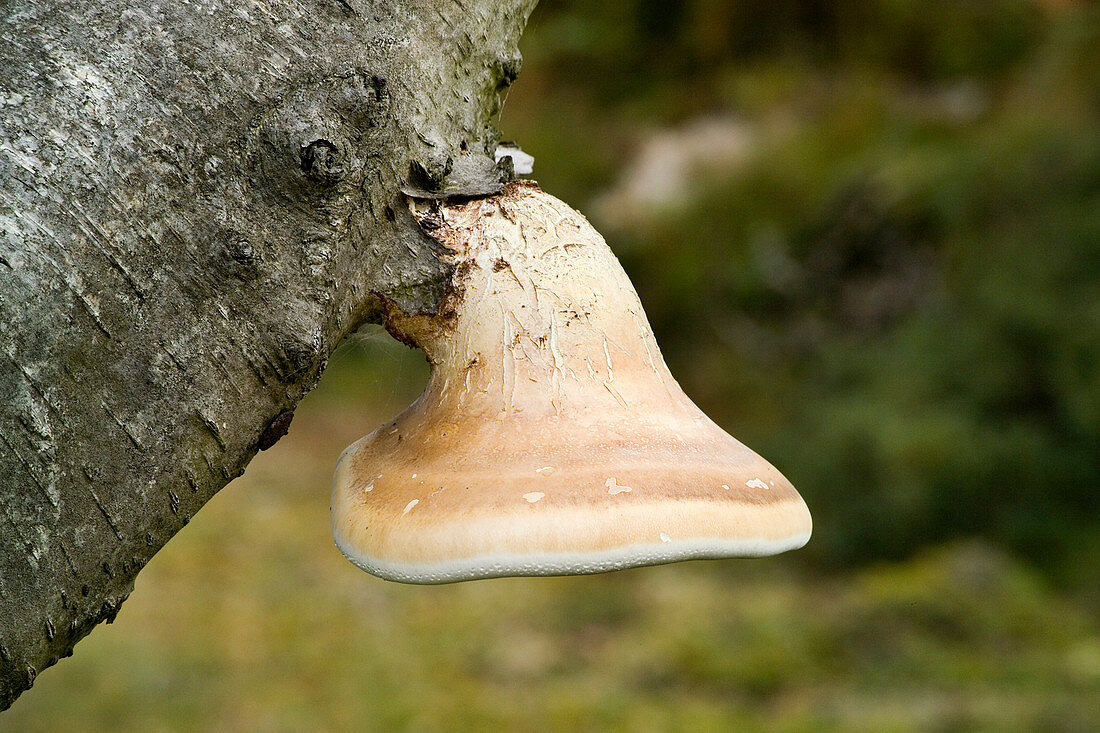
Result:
[7, 342, 1098, 730]
[508, 0, 1100, 587]
[9, 3, 1099, 729]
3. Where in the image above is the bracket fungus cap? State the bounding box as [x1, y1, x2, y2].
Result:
[332, 182, 811, 583]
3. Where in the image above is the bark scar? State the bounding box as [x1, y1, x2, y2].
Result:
[258, 409, 295, 451]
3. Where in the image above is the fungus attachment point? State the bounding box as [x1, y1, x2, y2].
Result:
[332, 182, 811, 583]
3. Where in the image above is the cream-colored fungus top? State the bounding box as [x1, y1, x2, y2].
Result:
[332, 182, 811, 583]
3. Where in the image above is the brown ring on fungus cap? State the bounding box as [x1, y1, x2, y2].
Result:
[331, 181, 811, 583]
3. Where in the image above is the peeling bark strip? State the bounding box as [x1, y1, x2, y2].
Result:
[0, 0, 537, 710]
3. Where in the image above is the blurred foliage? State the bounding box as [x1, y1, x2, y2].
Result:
[6, 354, 1099, 729]
[504, 0, 1100, 589]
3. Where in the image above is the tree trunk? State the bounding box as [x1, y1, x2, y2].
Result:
[0, 0, 536, 709]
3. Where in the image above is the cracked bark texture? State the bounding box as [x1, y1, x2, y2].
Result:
[0, 0, 537, 709]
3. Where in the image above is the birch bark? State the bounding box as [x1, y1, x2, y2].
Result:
[0, 0, 536, 708]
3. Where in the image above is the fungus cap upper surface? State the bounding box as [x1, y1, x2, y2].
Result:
[331, 183, 811, 583]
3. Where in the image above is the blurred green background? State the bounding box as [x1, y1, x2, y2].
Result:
[8, 1, 1100, 729]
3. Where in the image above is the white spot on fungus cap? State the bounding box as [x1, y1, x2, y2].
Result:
[331, 183, 811, 584]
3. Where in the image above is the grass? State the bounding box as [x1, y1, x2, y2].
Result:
[6, 338, 1098, 731]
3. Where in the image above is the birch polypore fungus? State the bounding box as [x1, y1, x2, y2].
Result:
[332, 181, 811, 583]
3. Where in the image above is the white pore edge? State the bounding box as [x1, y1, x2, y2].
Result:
[331, 531, 812, 585]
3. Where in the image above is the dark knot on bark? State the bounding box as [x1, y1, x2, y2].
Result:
[300, 139, 345, 185]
